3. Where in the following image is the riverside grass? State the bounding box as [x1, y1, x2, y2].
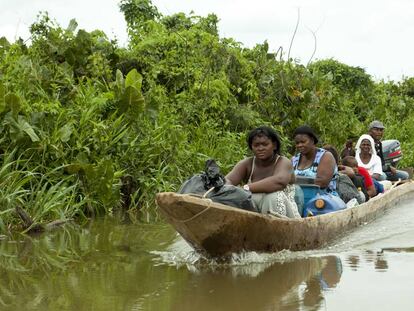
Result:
[0, 151, 86, 233]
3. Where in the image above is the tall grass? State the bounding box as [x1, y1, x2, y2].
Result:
[0, 150, 87, 234]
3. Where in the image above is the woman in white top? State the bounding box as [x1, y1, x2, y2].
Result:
[355, 134, 383, 180]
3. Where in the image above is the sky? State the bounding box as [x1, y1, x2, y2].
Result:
[1, 0, 413, 81]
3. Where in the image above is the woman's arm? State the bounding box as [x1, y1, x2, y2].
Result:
[371, 155, 384, 180]
[225, 158, 249, 186]
[246, 157, 292, 193]
[315, 152, 336, 188]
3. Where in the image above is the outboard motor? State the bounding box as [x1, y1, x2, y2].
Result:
[382, 139, 403, 168]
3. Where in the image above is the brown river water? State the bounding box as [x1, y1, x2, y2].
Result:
[1, 198, 413, 310]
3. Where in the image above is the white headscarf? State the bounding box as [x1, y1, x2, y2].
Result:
[355, 134, 377, 156]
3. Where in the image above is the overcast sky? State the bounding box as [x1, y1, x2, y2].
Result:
[1, 0, 413, 81]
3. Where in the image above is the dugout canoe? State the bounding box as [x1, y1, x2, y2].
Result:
[156, 181, 414, 257]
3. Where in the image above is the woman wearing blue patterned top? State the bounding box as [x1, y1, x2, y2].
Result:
[291, 126, 338, 194]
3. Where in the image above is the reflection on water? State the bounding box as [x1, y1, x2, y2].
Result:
[0, 217, 344, 311]
[153, 238, 346, 310]
[300, 256, 342, 310]
[346, 255, 360, 271]
[345, 250, 390, 272]
[381, 246, 414, 253]
[161, 256, 342, 311]
[344, 246, 414, 273]
[0, 199, 413, 311]
[0, 218, 178, 311]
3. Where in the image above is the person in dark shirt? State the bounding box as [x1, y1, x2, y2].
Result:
[368, 120, 409, 181]
[340, 139, 356, 160]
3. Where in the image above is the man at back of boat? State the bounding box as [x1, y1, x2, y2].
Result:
[368, 120, 409, 182]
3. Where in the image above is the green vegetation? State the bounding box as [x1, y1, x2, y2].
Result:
[1, 0, 413, 233]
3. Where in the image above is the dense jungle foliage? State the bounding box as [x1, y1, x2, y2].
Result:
[1, 0, 414, 233]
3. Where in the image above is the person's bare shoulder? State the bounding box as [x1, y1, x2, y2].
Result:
[276, 156, 294, 170]
[321, 150, 336, 164]
[235, 157, 252, 168]
[225, 157, 252, 180]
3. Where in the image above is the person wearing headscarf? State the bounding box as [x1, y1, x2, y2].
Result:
[355, 134, 383, 180]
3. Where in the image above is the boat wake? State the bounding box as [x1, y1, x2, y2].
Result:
[152, 237, 327, 277]
[152, 236, 331, 272]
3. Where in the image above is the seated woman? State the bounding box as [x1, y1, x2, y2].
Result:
[292, 126, 338, 194]
[355, 134, 385, 193]
[225, 126, 300, 218]
[355, 134, 383, 180]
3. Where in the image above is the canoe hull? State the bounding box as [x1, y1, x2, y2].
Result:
[156, 182, 414, 257]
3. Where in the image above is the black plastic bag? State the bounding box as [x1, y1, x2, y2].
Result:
[178, 159, 257, 212]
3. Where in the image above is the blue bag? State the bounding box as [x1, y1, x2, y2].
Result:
[302, 193, 347, 217]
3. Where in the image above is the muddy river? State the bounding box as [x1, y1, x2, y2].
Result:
[1, 199, 413, 310]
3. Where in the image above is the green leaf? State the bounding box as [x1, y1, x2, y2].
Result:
[17, 116, 40, 142]
[116, 69, 124, 90]
[120, 86, 145, 113]
[125, 69, 143, 90]
[58, 124, 73, 142]
[76, 152, 89, 164]
[118, 69, 145, 115]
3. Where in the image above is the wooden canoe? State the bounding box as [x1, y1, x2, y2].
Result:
[156, 181, 414, 257]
